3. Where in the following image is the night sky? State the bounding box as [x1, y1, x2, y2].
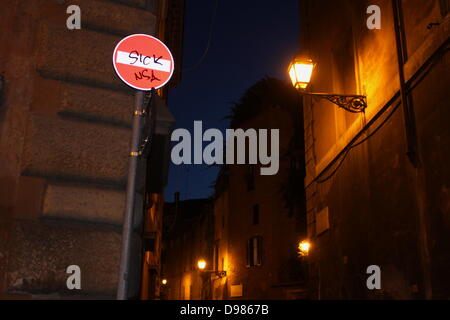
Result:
[164, 0, 300, 201]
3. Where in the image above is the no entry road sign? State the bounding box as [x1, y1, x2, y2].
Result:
[113, 34, 174, 90]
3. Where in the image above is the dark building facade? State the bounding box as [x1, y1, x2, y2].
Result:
[161, 196, 214, 300]
[0, 0, 183, 299]
[300, 0, 449, 299]
[212, 78, 308, 300]
[140, 95, 176, 300]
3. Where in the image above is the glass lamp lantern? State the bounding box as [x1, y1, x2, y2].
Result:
[287, 57, 367, 113]
[288, 58, 315, 89]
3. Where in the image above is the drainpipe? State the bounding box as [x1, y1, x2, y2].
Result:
[392, 0, 432, 299]
[392, 0, 419, 167]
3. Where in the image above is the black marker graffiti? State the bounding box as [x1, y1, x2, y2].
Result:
[129, 50, 139, 65]
[128, 49, 164, 83]
[129, 50, 163, 67]
[153, 55, 163, 65]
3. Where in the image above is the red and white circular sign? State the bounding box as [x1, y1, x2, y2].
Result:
[112, 34, 174, 91]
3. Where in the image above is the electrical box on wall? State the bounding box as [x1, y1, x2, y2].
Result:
[230, 284, 243, 297]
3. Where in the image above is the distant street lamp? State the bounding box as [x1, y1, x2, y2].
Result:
[288, 57, 367, 113]
[161, 278, 168, 285]
[197, 258, 227, 278]
[298, 239, 311, 257]
[197, 259, 207, 270]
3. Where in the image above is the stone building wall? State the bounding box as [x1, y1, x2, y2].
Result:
[212, 82, 308, 299]
[162, 198, 214, 300]
[300, 0, 450, 299]
[0, 0, 162, 298]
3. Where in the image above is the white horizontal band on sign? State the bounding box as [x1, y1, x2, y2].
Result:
[116, 51, 171, 73]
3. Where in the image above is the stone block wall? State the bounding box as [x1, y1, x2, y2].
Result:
[0, 0, 160, 298]
[300, 0, 450, 299]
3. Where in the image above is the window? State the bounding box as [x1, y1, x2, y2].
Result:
[143, 238, 155, 252]
[440, 0, 449, 17]
[143, 232, 156, 252]
[246, 236, 263, 267]
[246, 165, 255, 191]
[214, 240, 220, 271]
[252, 204, 259, 225]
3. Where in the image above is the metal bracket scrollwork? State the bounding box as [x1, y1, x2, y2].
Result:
[304, 93, 367, 113]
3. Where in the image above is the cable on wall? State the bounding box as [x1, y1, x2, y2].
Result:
[311, 40, 449, 184]
[183, 0, 219, 72]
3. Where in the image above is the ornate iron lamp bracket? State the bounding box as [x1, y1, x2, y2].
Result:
[303, 92, 367, 113]
[200, 270, 227, 278]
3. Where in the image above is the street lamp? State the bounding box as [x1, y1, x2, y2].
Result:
[298, 239, 311, 257]
[288, 57, 367, 113]
[288, 57, 315, 89]
[196, 258, 227, 278]
[197, 259, 207, 270]
[161, 278, 168, 285]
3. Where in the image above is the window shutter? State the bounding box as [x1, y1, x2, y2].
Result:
[247, 236, 263, 267]
[256, 236, 263, 266]
[246, 238, 252, 267]
[252, 204, 259, 225]
[214, 240, 220, 271]
[252, 237, 258, 266]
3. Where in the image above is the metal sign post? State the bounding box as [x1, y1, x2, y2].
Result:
[113, 33, 174, 300]
[117, 90, 145, 300]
